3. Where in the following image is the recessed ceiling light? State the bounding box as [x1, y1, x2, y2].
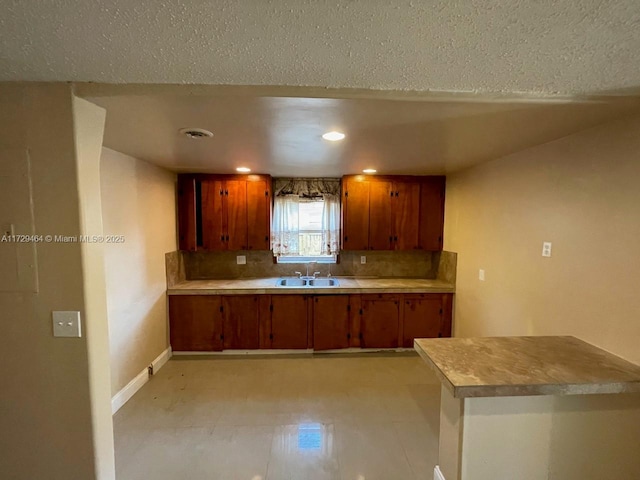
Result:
[363, 169, 377, 174]
[236, 167, 251, 173]
[179, 127, 213, 139]
[322, 131, 346, 141]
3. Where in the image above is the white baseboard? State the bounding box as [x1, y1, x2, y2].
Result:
[434, 465, 446, 480]
[111, 346, 172, 414]
[171, 347, 415, 356]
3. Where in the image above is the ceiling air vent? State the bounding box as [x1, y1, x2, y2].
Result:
[179, 128, 213, 139]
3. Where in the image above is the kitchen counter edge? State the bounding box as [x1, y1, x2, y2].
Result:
[167, 277, 455, 295]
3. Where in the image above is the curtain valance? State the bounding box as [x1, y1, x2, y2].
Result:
[273, 178, 341, 198]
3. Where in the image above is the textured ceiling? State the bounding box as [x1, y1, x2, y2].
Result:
[2, 0, 640, 94]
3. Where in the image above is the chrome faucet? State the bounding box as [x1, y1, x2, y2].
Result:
[294, 271, 302, 278]
[305, 261, 318, 278]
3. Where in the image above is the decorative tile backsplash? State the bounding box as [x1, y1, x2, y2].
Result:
[170, 249, 456, 281]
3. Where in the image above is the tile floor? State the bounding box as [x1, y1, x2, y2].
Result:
[114, 352, 441, 480]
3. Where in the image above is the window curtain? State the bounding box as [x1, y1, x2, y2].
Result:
[271, 195, 300, 256]
[271, 178, 341, 257]
[320, 194, 340, 255]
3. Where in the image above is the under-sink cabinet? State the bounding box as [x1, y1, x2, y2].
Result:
[169, 292, 453, 352]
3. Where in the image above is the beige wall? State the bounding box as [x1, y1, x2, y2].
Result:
[458, 393, 640, 480]
[100, 147, 176, 396]
[73, 97, 115, 479]
[444, 114, 640, 365]
[0, 84, 113, 479]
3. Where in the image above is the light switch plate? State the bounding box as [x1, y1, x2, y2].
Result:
[479, 269, 485, 281]
[52, 311, 82, 337]
[236, 255, 246, 265]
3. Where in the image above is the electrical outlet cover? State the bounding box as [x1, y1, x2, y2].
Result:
[236, 255, 247, 265]
[360, 256, 366, 264]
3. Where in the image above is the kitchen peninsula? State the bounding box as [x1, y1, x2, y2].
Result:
[415, 336, 640, 480]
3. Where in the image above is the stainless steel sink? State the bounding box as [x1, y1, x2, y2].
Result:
[276, 277, 340, 287]
[276, 277, 308, 287]
[307, 278, 340, 287]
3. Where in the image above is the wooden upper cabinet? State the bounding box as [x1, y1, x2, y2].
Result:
[201, 178, 226, 250]
[369, 180, 393, 250]
[342, 175, 443, 251]
[392, 181, 420, 250]
[246, 177, 271, 250]
[342, 177, 370, 250]
[177, 176, 197, 251]
[178, 174, 271, 252]
[224, 180, 248, 250]
[418, 177, 446, 251]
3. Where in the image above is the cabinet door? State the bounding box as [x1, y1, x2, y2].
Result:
[393, 182, 420, 250]
[169, 295, 223, 351]
[401, 294, 443, 348]
[177, 175, 197, 251]
[369, 180, 393, 250]
[418, 177, 445, 250]
[313, 295, 350, 350]
[270, 295, 309, 349]
[224, 180, 248, 250]
[360, 294, 400, 348]
[201, 179, 226, 250]
[222, 295, 260, 349]
[342, 177, 370, 250]
[246, 177, 271, 250]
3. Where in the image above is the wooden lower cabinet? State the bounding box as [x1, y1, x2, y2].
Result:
[222, 295, 260, 349]
[269, 295, 309, 349]
[402, 294, 443, 348]
[359, 294, 401, 348]
[401, 293, 454, 347]
[313, 295, 351, 350]
[169, 295, 223, 351]
[169, 292, 453, 352]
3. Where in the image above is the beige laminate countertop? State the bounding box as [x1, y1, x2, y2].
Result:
[415, 336, 640, 398]
[168, 277, 455, 295]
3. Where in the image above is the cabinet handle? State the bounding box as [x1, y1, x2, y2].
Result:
[226, 235, 229, 241]
[220, 235, 225, 242]
[219, 190, 223, 196]
[395, 191, 399, 197]
[389, 236, 393, 243]
[347, 333, 351, 339]
[394, 236, 398, 242]
[389, 191, 393, 197]
[358, 332, 363, 339]
[225, 190, 228, 196]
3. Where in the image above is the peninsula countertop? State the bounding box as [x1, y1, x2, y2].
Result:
[168, 277, 455, 295]
[415, 336, 640, 398]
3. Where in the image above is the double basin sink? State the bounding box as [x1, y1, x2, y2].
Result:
[276, 277, 340, 287]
